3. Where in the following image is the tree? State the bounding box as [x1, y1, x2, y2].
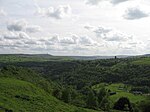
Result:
[61, 88, 71, 103]
[100, 96, 111, 111]
[53, 88, 61, 99]
[138, 98, 150, 112]
[86, 89, 98, 109]
[114, 97, 132, 111]
[97, 88, 110, 111]
[97, 87, 107, 105]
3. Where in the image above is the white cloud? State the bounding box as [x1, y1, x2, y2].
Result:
[7, 19, 42, 33]
[117, 40, 145, 54]
[26, 25, 41, 33]
[18, 32, 30, 39]
[0, 27, 145, 55]
[36, 5, 72, 19]
[38, 34, 98, 46]
[104, 32, 131, 41]
[78, 36, 97, 46]
[0, 0, 149, 55]
[49, 35, 60, 43]
[24, 39, 38, 45]
[60, 37, 77, 45]
[123, 7, 149, 20]
[3, 31, 30, 40]
[0, 9, 7, 16]
[86, 25, 132, 42]
[58, 34, 98, 46]
[38, 35, 60, 45]
[85, 0, 129, 5]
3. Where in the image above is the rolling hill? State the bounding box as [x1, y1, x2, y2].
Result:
[0, 66, 99, 112]
[0, 78, 98, 112]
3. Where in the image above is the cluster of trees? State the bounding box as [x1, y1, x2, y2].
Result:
[114, 97, 133, 111]
[131, 86, 150, 94]
[1, 57, 149, 90]
[138, 98, 150, 112]
[53, 86, 111, 111]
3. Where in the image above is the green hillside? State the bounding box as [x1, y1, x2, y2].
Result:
[132, 57, 150, 65]
[0, 56, 149, 112]
[0, 78, 98, 112]
[0, 54, 72, 63]
[93, 83, 146, 103]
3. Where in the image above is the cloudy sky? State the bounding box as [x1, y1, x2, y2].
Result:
[0, 0, 150, 56]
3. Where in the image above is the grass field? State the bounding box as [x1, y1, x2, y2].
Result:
[132, 57, 150, 65]
[0, 54, 73, 63]
[93, 83, 147, 104]
[0, 78, 99, 112]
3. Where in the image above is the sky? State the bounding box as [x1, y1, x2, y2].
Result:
[0, 0, 150, 56]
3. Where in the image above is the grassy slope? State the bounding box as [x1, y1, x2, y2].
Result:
[0, 54, 72, 63]
[106, 83, 146, 103]
[132, 57, 150, 65]
[93, 83, 147, 104]
[0, 78, 98, 112]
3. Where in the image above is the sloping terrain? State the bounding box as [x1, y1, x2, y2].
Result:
[0, 66, 99, 112]
[0, 78, 100, 112]
[0, 78, 98, 112]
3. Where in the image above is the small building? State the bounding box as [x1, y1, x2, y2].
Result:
[109, 92, 117, 95]
[132, 91, 142, 95]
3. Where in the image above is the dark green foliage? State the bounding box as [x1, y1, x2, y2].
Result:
[100, 96, 110, 111]
[1, 57, 150, 90]
[0, 65, 55, 94]
[53, 88, 62, 99]
[113, 97, 133, 111]
[86, 89, 98, 109]
[97, 88, 110, 111]
[97, 88, 107, 104]
[131, 86, 150, 94]
[138, 97, 150, 112]
[61, 88, 71, 103]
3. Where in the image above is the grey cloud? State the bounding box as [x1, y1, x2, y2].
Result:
[36, 5, 72, 19]
[24, 39, 38, 45]
[85, 0, 103, 5]
[0, 35, 3, 41]
[7, 19, 42, 33]
[110, 0, 129, 5]
[49, 35, 60, 43]
[84, 25, 94, 30]
[123, 7, 149, 20]
[0, 44, 19, 48]
[7, 20, 27, 31]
